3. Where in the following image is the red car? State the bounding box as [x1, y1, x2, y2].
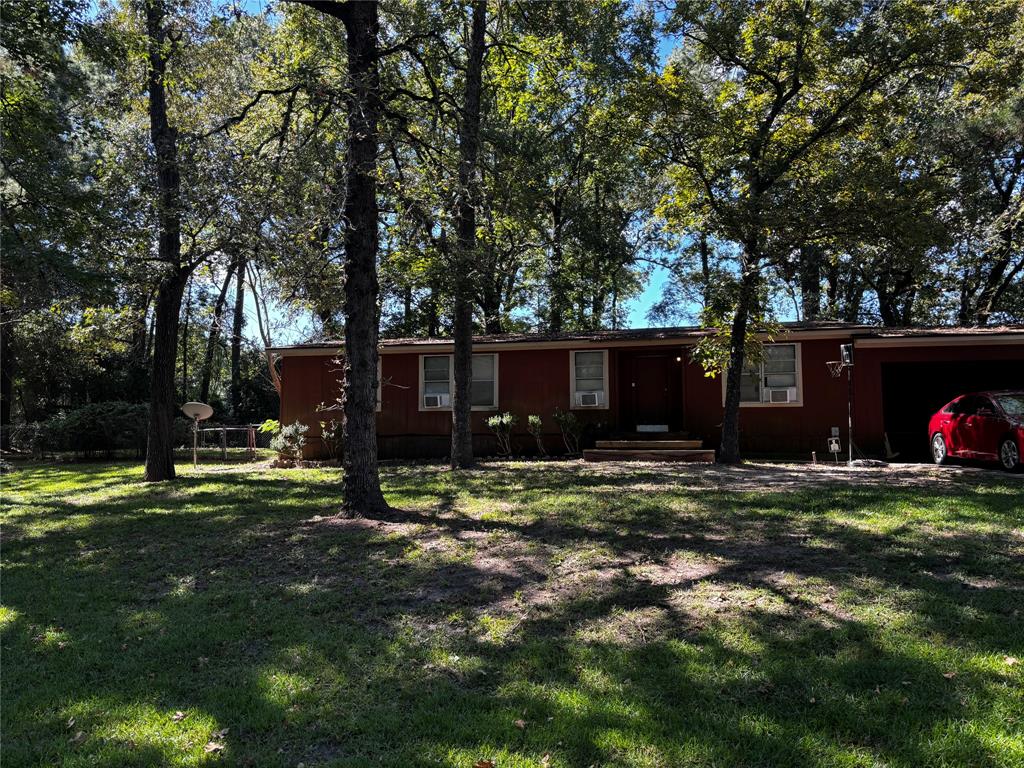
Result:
[929, 390, 1024, 471]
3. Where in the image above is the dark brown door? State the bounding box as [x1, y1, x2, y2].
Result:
[625, 353, 680, 428]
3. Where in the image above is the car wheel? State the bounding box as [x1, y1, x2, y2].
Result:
[999, 438, 1020, 471]
[931, 433, 949, 465]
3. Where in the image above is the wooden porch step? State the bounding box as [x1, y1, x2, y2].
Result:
[596, 439, 703, 450]
[614, 431, 690, 440]
[583, 448, 715, 463]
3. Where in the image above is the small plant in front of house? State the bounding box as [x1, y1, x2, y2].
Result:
[486, 412, 517, 456]
[527, 414, 547, 457]
[553, 408, 583, 455]
[269, 420, 307, 464]
[319, 418, 343, 460]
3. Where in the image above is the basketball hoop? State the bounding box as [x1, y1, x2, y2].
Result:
[826, 360, 845, 378]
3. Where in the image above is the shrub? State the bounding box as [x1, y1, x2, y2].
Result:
[270, 420, 307, 463]
[3, 422, 47, 458]
[552, 408, 582, 455]
[486, 412, 517, 456]
[526, 414, 547, 457]
[257, 419, 281, 435]
[42, 402, 150, 458]
[319, 418, 343, 460]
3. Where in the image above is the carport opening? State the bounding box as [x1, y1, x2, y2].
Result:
[881, 359, 1024, 461]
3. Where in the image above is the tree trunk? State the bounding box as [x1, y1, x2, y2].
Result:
[1, 319, 13, 451]
[180, 275, 192, 402]
[230, 251, 246, 419]
[143, 0, 186, 482]
[146, 270, 187, 481]
[973, 224, 1022, 326]
[719, 267, 758, 464]
[299, 0, 389, 515]
[199, 259, 237, 404]
[425, 284, 440, 336]
[450, 0, 486, 469]
[547, 201, 566, 332]
[799, 245, 822, 321]
[698, 233, 712, 307]
[402, 285, 413, 334]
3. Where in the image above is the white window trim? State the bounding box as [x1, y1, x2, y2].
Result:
[418, 353, 499, 412]
[721, 342, 804, 408]
[569, 349, 609, 410]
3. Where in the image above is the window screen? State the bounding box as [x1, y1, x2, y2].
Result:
[423, 356, 450, 396]
[471, 354, 496, 407]
[574, 351, 605, 393]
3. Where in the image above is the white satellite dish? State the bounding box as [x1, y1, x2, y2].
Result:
[181, 402, 214, 421]
[181, 402, 213, 467]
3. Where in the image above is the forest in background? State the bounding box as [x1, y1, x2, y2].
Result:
[1, 0, 1021, 484]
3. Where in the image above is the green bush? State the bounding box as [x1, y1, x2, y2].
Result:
[527, 414, 547, 456]
[270, 420, 308, 463]
[552, 408, 583, 455]
[486, 412, 517, 456]
[42, 402, 151, 458]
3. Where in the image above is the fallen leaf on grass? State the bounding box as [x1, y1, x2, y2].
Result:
[943, 672, 957, 679]
[66, 717, 75, 729]
[473, 761, 495, 768]
[172, 711, 188, 722]
[69, 731, 86, 745]
[1005, 656, 1018, 666]
[204, 741, 224, 754]
[513, 719, 527, 729]
[541, 753, 551, 766]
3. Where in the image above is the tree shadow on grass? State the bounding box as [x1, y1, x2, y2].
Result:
[2, 462, 1021, 766]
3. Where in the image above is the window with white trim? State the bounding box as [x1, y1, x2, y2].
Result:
[420, 354, 498, 410]
[570, 350, 608, 408]
[739, 343, 800, 404]
[471, 353, 496, 407]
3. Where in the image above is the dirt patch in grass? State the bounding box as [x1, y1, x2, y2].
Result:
[3, 461, 1022, 768]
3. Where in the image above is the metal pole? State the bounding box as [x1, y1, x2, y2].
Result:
[847, 365, 854, 465]
[192, 417, 198, 468]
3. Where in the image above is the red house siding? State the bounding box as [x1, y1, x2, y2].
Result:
[681, 337, 851, 455]
[275, 329, 1023, 460]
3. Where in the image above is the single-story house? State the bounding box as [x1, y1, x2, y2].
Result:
[270, 322, 1024, 461]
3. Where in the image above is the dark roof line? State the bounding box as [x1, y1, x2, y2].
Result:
[268, 321, 1024, 352]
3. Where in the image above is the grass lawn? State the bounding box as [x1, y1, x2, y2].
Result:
[2, 460, 1023, 767]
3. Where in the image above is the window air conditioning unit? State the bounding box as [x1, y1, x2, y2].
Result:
[423, 393, 450, 408]
[575, 391, 604, 407]
[765, 387, 798, 404]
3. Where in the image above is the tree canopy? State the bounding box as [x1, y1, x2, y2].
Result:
[2, 0, 1021, 472]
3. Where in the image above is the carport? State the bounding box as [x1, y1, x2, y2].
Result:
[853, 329, 1024, 461]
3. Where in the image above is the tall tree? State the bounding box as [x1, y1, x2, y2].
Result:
[198, 260, 237, 403]
[142, 0, 191, 481]
[230, 251, 247, 418]
[652, 0, 953, 463]
[450, 0, 487, 468]
[293, 0, 388, 514]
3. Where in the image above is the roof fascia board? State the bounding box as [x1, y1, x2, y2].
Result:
[855, 334, 1024, 349]
[269, 328, 865, 356]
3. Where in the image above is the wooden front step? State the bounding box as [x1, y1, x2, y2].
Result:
[596, 439, 703, 450]
[583, 448, 715, 463]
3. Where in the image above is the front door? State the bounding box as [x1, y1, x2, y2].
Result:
[621, 353, 681, 431]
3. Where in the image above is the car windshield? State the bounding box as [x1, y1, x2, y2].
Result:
[994, 394, 1024, 419]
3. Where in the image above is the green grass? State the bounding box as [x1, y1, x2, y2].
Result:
[2, 460, 1022, 767]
